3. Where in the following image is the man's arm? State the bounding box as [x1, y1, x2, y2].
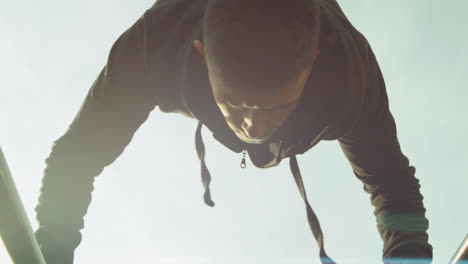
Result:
[338, 45, 433, 262]
[34, 12, 158, 263]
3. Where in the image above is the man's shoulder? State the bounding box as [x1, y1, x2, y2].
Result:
[319, 0, 370, 51]
[142, 0, 206, 71]
[145, 0, 207, 27]
[139, 0, 207, 115]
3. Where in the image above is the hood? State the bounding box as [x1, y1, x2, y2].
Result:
[178, 1, 367, 168]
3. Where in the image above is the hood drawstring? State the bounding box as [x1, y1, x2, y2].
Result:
[290, 155, 336, 264]
[195, 122, 215, 207]
[194, 122, 335, 263]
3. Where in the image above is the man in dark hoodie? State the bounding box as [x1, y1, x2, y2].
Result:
[34, 0, 433, 263]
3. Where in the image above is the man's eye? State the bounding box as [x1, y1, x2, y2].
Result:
[225, 102, 242, 110]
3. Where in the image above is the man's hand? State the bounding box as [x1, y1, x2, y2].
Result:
[383, 258, 431, 264]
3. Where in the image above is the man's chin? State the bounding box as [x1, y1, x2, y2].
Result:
[235, 133, 271, 144]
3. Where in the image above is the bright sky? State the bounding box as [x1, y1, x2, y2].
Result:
[0, 0, 467, 263]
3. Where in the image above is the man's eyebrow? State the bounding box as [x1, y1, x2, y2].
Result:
[258, 100, 299, 111]
[225, 98, 299, 111]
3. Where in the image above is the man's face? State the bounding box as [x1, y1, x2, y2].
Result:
[194, 40, 315, 144]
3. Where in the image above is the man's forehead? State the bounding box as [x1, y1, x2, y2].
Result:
[211, 69, 311, 107]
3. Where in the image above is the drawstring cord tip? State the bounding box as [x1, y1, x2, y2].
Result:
[204, 199, 215, 207]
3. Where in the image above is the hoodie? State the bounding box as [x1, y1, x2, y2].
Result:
[34, 0, 433, 263]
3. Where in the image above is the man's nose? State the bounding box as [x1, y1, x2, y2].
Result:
[241, 116, 265, 139]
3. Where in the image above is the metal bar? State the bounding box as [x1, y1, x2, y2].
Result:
[0, 146, 46, 264]
[450, 234, 468, 264]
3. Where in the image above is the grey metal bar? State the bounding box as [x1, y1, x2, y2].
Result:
[450, 234, 468, 264]
[0, 146, 46, 264]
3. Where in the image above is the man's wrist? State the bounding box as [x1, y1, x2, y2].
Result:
[35, 227, 81, 264]
[39, 244, 75, 264]
[383, 241, 433, 263]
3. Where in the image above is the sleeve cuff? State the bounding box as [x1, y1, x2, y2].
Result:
[383, 241, 433, 263]
[35, 227, 81, 264]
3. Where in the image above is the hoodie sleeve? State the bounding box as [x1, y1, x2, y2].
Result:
[34, 11, 158, 263]
[337, 45, 433, 261]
